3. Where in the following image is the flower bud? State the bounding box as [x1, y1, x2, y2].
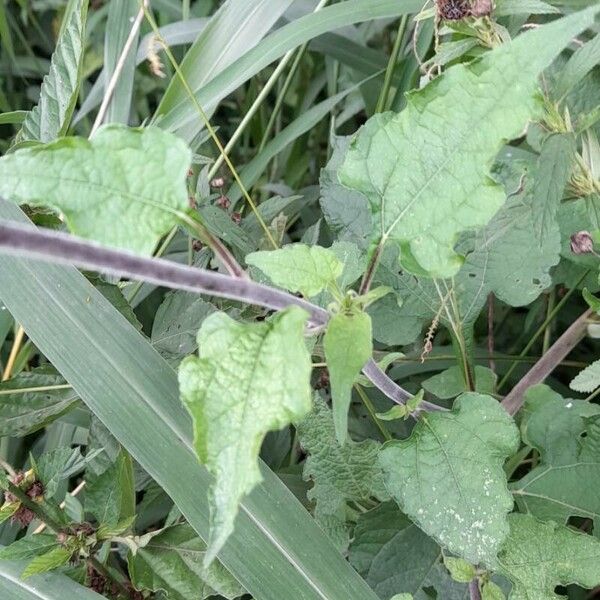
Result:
[210, 177, 225, 188]
[570, 231, 594, 255]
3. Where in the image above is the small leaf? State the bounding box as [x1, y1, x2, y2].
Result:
[85, 449, 135, 528]
[423, 366, 497, 400]
[497, 514, 600, 599]
[379, 393, 519, 567]
[246, 244, 343, 297]
[571, 359, 600, 393]
[376, 404, 409, 421]
[179, 307, 312, 563]
[22, 546, 72, 579]
[443, 557, 476, 583]
[338, 10, 597, 277]
[324, 310, 372, 443]
[127, 524, 244, 600]
[0, 125, 191, 255]
[481, 581, 506, 600]
[20, 0, 89, 142]
[0, 502, 19, 524]
[583, 288, 600, 314]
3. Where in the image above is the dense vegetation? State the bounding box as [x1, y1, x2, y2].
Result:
[0, 0, 599, 599]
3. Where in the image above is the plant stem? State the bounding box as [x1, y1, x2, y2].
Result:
[375, 16, 408, 113]
[542, 289, 556, 353]
[355, 384, 392, 441]
[88, 556, 130, 599]
[498, 271, 588, 391]
[4, 480, 65, 532]
[487, 293, 496, 374]
[501, 308, 593, 416]
[2, 324, 25, 381]
[469, 579, 482, 600]
[0, 383, 72, 395]
[0, 220, 433, 411]
[359, 242, 384, 295]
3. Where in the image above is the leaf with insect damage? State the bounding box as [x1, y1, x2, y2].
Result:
[338, 9, 597, 278]
[0, 125, 191, 255]
[178, 307, 312, 564]
[379, 393, 519, 567]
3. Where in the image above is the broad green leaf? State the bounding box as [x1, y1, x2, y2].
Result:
[152, 291, 217, 356]
[349, 502, 441, 599]
[443, 557, 476, 583]
[179, 307, 312, 563]
[324, 311, 372, 444]
[0, 371, 78, 436]
[423, 366, 496, 400]
[570, 359, 600, 393]
[512, 385, 600, 523]
[85, 449, 135, 528]
[379, 394, 519, 567]
[127, 524, 244, 600]
[0, 535, 59, 562]
[21, 546, 72, 579]
[298, 396, 388, 537]
[20, 0, 88, 142]
[555, 32, 600, 99]
[391, 595, 414, 600]
[482, 581, 506, 600]
[0, 201, 381, 600]
[36, 447, 96, 499]
[497, 514, 600, 599]
[0, 125, 191, 255]
[494, 0, 559, 15]
[246, 244, 343, 298]
[338, 10, 598, 277]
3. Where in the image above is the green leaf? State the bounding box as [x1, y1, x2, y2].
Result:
[0, 370, 78, 436]
[0, 502, 18, 524]
[349, 502, 441, 598]
[85, 449, 135, 528]
[338, 10, 598, 277]
[443, 557, 476, 583]
[324, 310, 372, 444]
[571, 359, 600, 393]
[555, 32, 600, 99]
[583, 288, 600, 313]
[20, 0, 88, 142]
[21, 546, 72, 579]
[512, 385, 600, 523]
[482, 581, 506, 600]
[0, 125, 191, 255]
[423, 366, 496, 400]
[179, 307, 312, 564]
[391, 595, 414, 600]
[298, 396, 388, 532]
[127, 524, 244, 600]
[0, 535, 59, 562]
[36, 446, 97, 498]
[379, 393, 519, 567]
[494, 0, 560, 15]
[497, 514, 600, 599]
[247, 244, 343, 298]
[0, 201, 381, 600]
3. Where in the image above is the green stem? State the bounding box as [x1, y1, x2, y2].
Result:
[4, 481, 65, 533]
[498, 271, 589, 391]
[355, 384, 392, 441]
[375, 16, 408, 113]
[542, 289, 556, 354]
[88, 557, 130, 598]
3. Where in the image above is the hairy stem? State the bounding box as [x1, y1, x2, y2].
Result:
[501, 308, 592, 416]
[469, 579, 482, 600]
[4, 481, 65, 533]
[0, 220, 440, 411]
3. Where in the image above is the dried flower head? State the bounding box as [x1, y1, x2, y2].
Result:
[231, 212, 242, 225]
[471, 0, 493, 17]
[147, 37, 166, 78]
[570, 231, 594, 255]
[437, 0, 470, 20]
[216, 195, 231, 210]
[210, 177, 225, 188]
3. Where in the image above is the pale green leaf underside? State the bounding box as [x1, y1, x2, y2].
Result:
[298, 396, 388, 518]
[179, 307, 312, 564]
[247, 244, 343, 297]
[379, 393, 519, 567]
[0, 125, 191, 255]
[571, 359, 600, 393]
[20, 0, 89, 142]
[497, 514, 600, 599]
[127, 525, 244, 600]
[338, 8, 599, 277]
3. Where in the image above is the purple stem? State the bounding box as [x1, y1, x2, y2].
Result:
[501, 308, 592, 416]
[468, 579, 481, 600]
[0, 221, 446, 411]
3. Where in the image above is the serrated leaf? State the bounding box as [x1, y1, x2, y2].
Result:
[0, 125, 191, 255]
[298, 396, 388, 528]
[179, 307, 312, 563]
[379, 393, 519, 567]
[444, 557, 476, 583]
[571, 359, 600, 393]
[127, 524, 244, 600]
[338, 10, 597, 277]
[324, 310, 372, 444]
[247, 244, 343, 297]
[20, 0, 88, 142]
[497, 514, 600, 599]
[512, 385, 600, 523]
[85, 449, 135, 528]
[349, 502, 441, 598]
[423, 366, 496, 400]
[22, 546, 72, 579]
[0, 371, 78, 436]
[0, 535, 59, 561]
